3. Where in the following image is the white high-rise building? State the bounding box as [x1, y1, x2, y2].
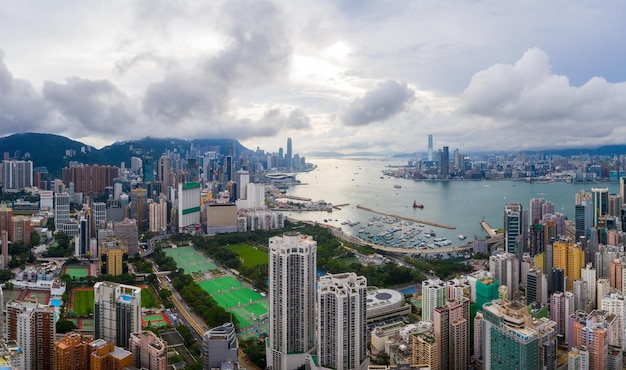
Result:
[1, 159, 33, 192]
[581, 263, 597, 309]
[94, 282, 142, 349]
[421, 277, 446, 323]
[54, 192, 70, 231]
[601, 292, 626, 350]
[318, 273, 368, 370]
[489, 252, 519, 301]
[177, 182, 201, 232]
[202, 323, 238, 370]
[267, 232, 316, 370]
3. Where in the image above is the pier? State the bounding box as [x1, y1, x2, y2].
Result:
[333, 203, 349, 210]
[274, 195, 312, 201]
[480, 220, 496, 237]
[356, 205, 456, 230]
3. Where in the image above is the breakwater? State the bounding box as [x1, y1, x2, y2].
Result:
[356, 205, 456, 230]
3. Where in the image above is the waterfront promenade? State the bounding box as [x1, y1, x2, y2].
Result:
[480, 220, 497, 237]
[356, 205, 456, 230]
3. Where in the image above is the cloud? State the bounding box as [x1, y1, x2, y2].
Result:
[0, 51, 52, 133]
[342, 79, 415, 126]
[43, 77, 138, 135]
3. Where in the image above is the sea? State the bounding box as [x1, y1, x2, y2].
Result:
[283, 157, 619, 249]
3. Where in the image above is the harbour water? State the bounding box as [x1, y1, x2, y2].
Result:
[284, 157, 619, 248]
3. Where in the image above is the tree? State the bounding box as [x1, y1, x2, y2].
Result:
[29, 231, 41, 247]
[56, 319, 78, 333]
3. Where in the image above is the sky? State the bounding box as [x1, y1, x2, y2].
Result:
[1, 0, 626, 155]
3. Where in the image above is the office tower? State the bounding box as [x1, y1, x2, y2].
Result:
[94, 282, 142, 349]
[550, 292, 566, 336]
[88, 339, 133, 369]
[581, 263, 597, 309]
[142, 156, 154, 182]
[61, 164, 119, 195]
[504, 203, 523, 256]
[113, 219, 139, 256]
[130, 188, 148, 231]
[489, 252, 518, 301]
[608, 193, 621, 217]
[149, 198, 168, 232]
[202, 323, 238, 370]
[53, 332, 94, 370]
[550, 268, 565, 294]
[552, 239, 584, 291]
[6, 300, 56, 370]
[236, 170, 250, 201]
[79, 215, 90, 256]
[427, 134, 433, 161]
[187, 158, 199, 183]
[267, 232, 316, 370]
[158, 156, 171, 192]
[601, 292, 626, 351]
[571, 310, 609, 370]
[481, 299, 557, 370]
[224, 155, 234, 182]
[129, 331, 167, 370]
[575, 200, 592, 243]
[608, 258, 624, 291]
[99, 238, 129, 276]
[93, 202, 107, 229]
[568, 346, 589, 370]
[177, 182, 201, 233]
[286, 137, 293, 170]
[54, 192, 70, 231]
[591, 186, 609, 227]
[2, 159, 33, 191]
[441, 146, 449, 177]
[526, 267, 543, 305]
[421, 277, 447, 322]
[433, 297, 470, 370]
[318, 273, 368, 370]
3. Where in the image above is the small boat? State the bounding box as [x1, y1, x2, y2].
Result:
[394, 184, 401, 189]
[458, 234, 467, 240]
[412, 201, 424, 209]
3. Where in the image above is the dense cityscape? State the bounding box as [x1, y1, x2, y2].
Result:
[0, 133, 625, 370]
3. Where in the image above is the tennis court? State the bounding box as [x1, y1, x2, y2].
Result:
[23, 290, 50, 304]
[211, 287, 262, 309]
[142, 313, 172, 328]
[197, 276, 242, 294]
[163, 246, 218, 273]
[64, 266, 89, 279]
[2, 290, 22, 302]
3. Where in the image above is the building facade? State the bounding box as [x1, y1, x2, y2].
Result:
[94, 282, 142, 349]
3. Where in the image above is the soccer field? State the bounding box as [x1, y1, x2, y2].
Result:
[73, 289, 94, 316]
[227, 243, 267, 268]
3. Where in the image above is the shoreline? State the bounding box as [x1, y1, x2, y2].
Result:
[356, 204, 456, 230]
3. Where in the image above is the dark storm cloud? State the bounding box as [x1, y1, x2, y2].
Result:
[0, 52, 51, 133]
[228, 107, 313, 140]
[142, 0, 292, 123]
[43, 77, 137, 134]
[342, 79, 415, 126]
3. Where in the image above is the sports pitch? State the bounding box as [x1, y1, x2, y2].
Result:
[163, 246, 218, 273]
[64, 266, 89, 279]
[197, 276, 242, 294]
[226, 243, 268, 268]
[71, 288, 94, 316]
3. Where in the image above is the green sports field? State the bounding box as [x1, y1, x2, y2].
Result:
[141, 288, 158, 308]
[197, 276, 242, 294]
[73, 289, 94, 316]
[211, 287, 262, 309]
[226, 243, 268, 268]
[163, 246, 218, 273]
[65, 266, 89, 279]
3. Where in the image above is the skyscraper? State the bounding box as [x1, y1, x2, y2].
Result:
[6, 300, 56, 370]
[94, 282, 142, 349]
[318, 273, 368, 370]
[202, 323, 238, 370]
[571, 310, 609, 370]
[427, 134, 433, 161]
[53, 332, 94, 370]
[489, 252, 518, 301]
[286, 137, 293, 170]
[591, 186, 609, 227]
[433, 297, 470, 370]
[421, 277, 447, 322]
[504, 203, 523, 257]
[129, 331, 168, 370]
[267, 232, 317, 370]
[441, 146, 449, 177]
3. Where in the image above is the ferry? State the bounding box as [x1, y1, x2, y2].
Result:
[412, 201, 424, 209]
[458, 234, 467, 240]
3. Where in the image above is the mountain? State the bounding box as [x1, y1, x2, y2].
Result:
[0, 133, 249, 178]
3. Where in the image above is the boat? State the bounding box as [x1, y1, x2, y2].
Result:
[458, 234, 467, 240]
[412, 201, 424, 209]
[394, 184, 401, 189]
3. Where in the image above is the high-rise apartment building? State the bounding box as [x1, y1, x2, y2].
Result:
[581, 263, 597, 308]
[94, 282, 142, 349]
[530, 197, 545, 225]
[433, 297, 470, 370]
[421, 277, 447, 322]
[601, 292, 626, 351]
[53, 332, 94, 370]
[149, 198, 168, 232]
[571, 310, 609, 370]
[202, 323, 238, 370]
[608, 258, 624, 291]
[267, 232, 316, 370]
[318, 273, 368, 370]
[2, 159, 33, 192]
[550, 292, 566, 336]
[411, 327, 437, 369]
[113, 219, 139, 256]
[55, 192, 79, 237]
[129, 331, 167, 370]
[526, 267, 543, 305]
[552, 239, 584, 291]
[158, 156, 171, 192]
[61, 164, 118, 195]
[6, 300, 56, 370]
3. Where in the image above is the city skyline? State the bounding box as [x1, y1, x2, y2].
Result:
[1, 1, 626, 154]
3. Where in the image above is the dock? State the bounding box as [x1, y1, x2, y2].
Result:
[480, 220, 496, 237]
[356, 205, 456, 230]
[333, 203, 349, 210]
[274, 195, 312, 201]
